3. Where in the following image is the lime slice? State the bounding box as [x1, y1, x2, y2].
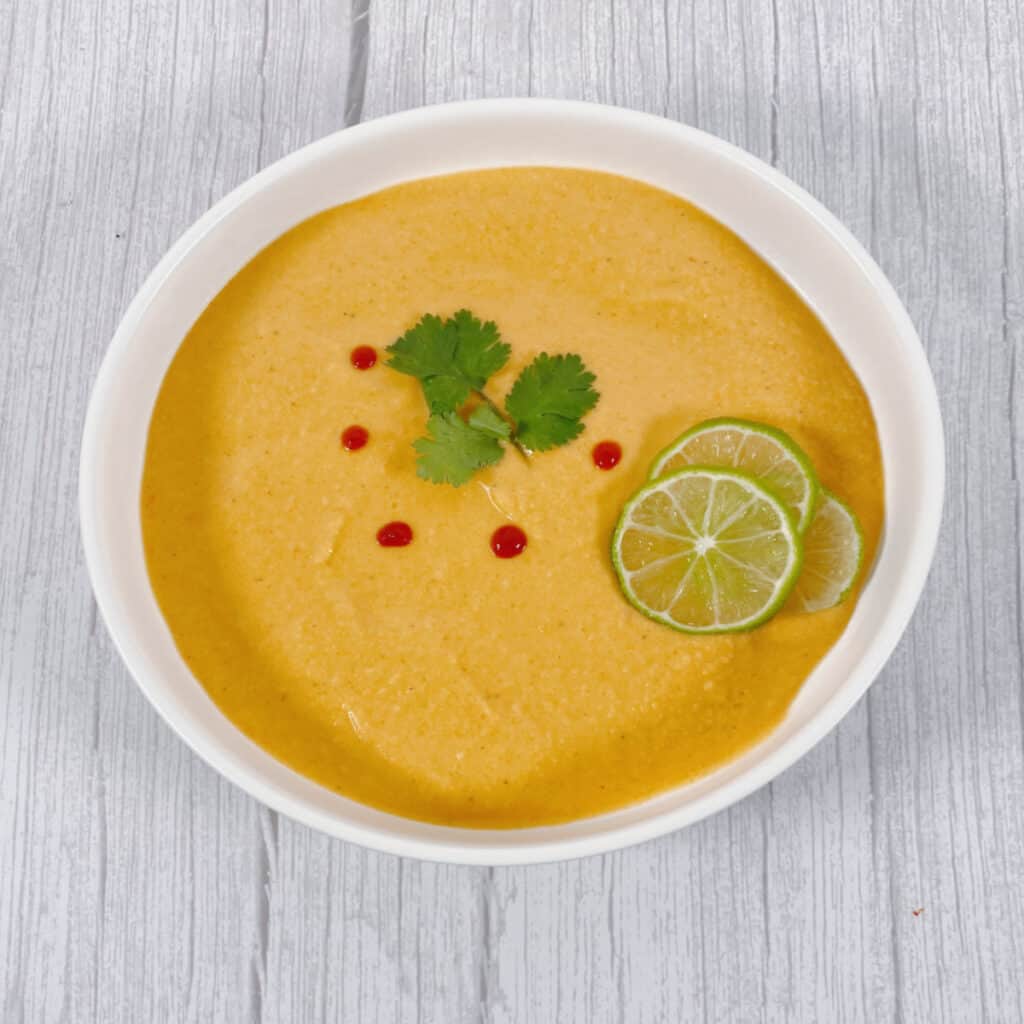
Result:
[649, 417, 820, 533]
[612, 467, 803, 634]
[793, 490, 864, 612]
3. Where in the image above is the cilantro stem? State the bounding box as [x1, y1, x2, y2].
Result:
[474, 389, 532, 460]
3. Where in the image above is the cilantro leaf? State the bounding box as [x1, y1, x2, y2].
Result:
[467, 404, 512, 439]
[449, 309, 510, 383]
[385, 310, 511, 413]
[504, 353, 599, 451]
[412, 412, 506, 486]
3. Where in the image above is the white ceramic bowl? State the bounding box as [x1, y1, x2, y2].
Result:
[80, 99, 943, 865]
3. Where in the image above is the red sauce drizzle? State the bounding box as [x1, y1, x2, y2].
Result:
[350, 345, 378, 370]
[376, 521, 413, 547]
[340, 425, 369, 451]
[491, 524, 528, 559]
[592, 440, 623, 470]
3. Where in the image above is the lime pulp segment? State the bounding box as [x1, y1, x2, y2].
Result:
[649, 417, 821, 534]
[612, 467, 803, 634]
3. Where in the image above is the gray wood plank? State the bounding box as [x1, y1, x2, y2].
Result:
[0, 2, 357, 1021]
[363, 1, 1024, 1021]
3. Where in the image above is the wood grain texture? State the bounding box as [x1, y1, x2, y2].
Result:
[0, 2, 356, 1021]
[1, 0, 1022, 1021]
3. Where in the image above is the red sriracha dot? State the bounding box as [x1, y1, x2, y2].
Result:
[350, 345, 377, 370]
[592, 440, 623, 470]
[491, 524, 528, 559]
[340, 425, 369, 451]
[376, 521, 413, 547]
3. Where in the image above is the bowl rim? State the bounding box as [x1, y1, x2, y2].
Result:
[80, 98, 944, 865]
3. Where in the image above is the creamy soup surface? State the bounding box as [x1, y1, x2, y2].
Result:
[142, 168, 884, 827]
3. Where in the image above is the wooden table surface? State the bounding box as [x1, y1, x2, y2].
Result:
[2, 1, 1022, 1020]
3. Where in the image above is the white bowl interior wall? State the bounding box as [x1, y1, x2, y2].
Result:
[80, 100, 943, 864]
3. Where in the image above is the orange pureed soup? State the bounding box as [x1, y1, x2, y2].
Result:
[141, 169, 883, 827]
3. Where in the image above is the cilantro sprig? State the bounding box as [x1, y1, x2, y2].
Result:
[385, 310, 599, 486]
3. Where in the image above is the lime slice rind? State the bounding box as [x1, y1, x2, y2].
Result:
[612, 466, 803, 635]
[793, 489, 864, 612]
[649, 417, 821, 534]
